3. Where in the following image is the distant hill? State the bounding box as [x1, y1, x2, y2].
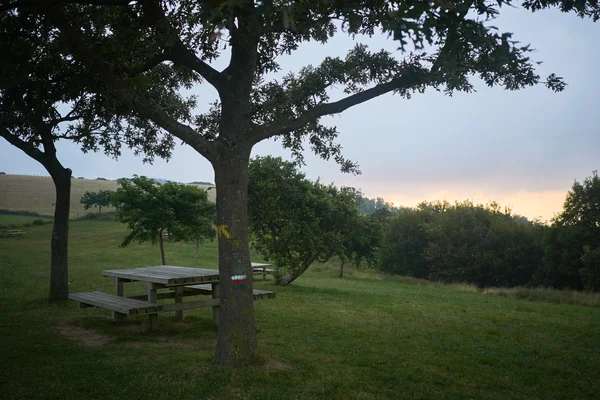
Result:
[0, 174, 215, 218]
[189, 181, 214, 186]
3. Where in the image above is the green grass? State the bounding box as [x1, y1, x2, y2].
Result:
[374, 275, 600, 308]
[1, 220, 599, 400]
[0, 213, 51, 227]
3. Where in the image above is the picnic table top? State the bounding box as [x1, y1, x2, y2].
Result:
[102, 266, 219, 285]
[252, 263, 272, 269]
[102, 263, 271, 285]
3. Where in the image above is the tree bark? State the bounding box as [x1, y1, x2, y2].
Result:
[212, 144, 257, 367]
[47, 164, 72, 302]
[278, 258, 316, 286]
[339, 259, 345, 278]
[194, 239, 200, 258]
[158, 229, 166, 265]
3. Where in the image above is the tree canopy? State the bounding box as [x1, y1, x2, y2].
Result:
[248, 155, 377, 285]
[536, 171, 600, 290]
[80, 190, 113, 214]
[111, 176, 216, 265]
[380, 200, 546, 287]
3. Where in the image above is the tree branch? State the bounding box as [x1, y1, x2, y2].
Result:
[121, 50, 174, 76]
[46, 7, 217, 162]
[0, 126, 46, 165]
[140, 0, 225, 92]
[251, 69, 429, 142]
[0, 0, 132, 12]
[252, 1, 475, 144]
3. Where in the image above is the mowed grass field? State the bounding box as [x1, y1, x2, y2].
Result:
[0, 220, 599, 399]
[0, 213, 52, 227]
[0, 174, 215, 218]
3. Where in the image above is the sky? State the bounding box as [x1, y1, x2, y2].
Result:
[1, 6, 598, 222]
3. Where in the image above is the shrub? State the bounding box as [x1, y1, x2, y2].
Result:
[379, 211, 432, 278]
[0, 209, 48, 218]
[0, 172, 6, 175]
[76, 212, 116, 221]
[96, 177, 108, 181]
[580, 246, 600, 291]
[379, 201, 545, 288]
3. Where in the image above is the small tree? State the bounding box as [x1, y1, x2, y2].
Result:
[111, 176, 216, 265]
[80, 190, 113, 214]
[248, 156, 364, 285]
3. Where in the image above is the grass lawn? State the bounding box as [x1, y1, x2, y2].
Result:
[0, 213, 51, 227]
[0, 220, 599, 400]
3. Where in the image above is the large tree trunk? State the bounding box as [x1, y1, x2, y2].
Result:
[47, 165, 72, 302]
[212, 145, 257, 367]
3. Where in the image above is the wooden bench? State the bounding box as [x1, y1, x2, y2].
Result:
[183, 284, 276, 300]
[252, 265, 275, 280]
[0, 230, 24, 237]
[70, 286, 275, 331]
[69, 292, 163, 330]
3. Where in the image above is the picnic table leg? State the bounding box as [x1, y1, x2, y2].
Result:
[211, 282, 220, 328]
[147, 283, 158, 332]
[113, 278, 124, 324]
[174, 287, 183, 322]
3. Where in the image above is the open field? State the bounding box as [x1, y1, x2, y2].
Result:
[0, 220, 599, 399]
[0, 214, 52, 227]
[0, 174, 215, 218]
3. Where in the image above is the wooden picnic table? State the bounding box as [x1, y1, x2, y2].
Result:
[252, 263, 274, 280]
[88, 263, 275, 330]
[0, 230, 24, 237]
[102, 265, 220, 327]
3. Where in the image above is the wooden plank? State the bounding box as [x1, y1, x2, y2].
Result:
[70, 292, 132, 314]
[161, 298, 220, 312]
[102, 266, 220, 285]
[212, 282, 220, 328]
[69, 292, 162, 315]
[252, 268, 275, 273]
[251, 263, 271, 268]
[183, 284, 276, 300]
[83, 293, 146, 315]
[147, 283, 158, 303]
[102, 269, 172, 285]
[184, 283, 213, 294]
[174, 287, 183, 321]
[113, 278, 124, 322]
[128, 292, 176, 301]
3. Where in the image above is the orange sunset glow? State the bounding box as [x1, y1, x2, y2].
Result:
[384, 189, 568, 223]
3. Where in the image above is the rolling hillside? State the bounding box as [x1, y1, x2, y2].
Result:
[0, 174, 215, 218]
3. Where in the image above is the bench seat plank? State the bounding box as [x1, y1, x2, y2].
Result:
[69, 292, 163, 315]
[184, 284, 275, 300]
